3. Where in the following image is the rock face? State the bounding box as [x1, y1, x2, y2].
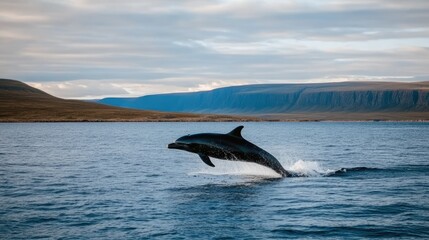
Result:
[99, 81, 429, 114]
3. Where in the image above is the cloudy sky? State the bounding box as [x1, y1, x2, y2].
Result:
[1, 0, 429, 99]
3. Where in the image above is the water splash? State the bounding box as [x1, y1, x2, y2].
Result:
[189, 158, 372, 178]
[286, 159, 334, 177]
[190, 159, 334, 178]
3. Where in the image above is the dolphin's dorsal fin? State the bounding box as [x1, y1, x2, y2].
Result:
[228, 126, 244, 138]
[199, 154, 215, 167]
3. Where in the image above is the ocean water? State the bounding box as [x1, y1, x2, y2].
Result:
[0, 122, 428, 239]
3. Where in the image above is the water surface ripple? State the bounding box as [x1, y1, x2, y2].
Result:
[0, 122, 428, 239]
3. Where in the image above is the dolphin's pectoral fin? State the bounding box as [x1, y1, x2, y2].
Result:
[228, 126, 244, 138]
[199, 154, 215, 167]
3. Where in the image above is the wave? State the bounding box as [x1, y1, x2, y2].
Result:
[287, 159, 330, 177]
[189, 159, 377, 178]
[287, 160, 379, 177]
[325, 167, 380, 177]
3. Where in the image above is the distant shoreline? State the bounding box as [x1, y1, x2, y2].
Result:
[1, 79, 428, 123]
[1, 119, 428, 123]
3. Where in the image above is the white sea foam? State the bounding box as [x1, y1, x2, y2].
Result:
[286, 159, 334, 177]
[190, 158, 334, 178]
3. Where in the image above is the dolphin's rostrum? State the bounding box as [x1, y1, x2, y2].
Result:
[168, 126, 291, 177]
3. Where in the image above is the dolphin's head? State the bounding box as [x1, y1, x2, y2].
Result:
[168, 134, 198, 152]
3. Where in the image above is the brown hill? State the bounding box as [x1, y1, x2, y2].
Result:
[0, 79, 255, 122]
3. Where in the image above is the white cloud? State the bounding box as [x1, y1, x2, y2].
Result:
[186, 38, 429, 55]
[317, 75, 416, 82]
[0, 11, 49, 22]
[26, 78, 250, 99]
[187, 80, 250, 92]
[27, 80, 129, 99]
[1, 0, 428, 98]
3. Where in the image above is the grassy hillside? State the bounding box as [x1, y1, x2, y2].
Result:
[0, 79, 255, 122]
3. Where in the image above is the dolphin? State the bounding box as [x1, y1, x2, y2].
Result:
[168, 126, 291, 177]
